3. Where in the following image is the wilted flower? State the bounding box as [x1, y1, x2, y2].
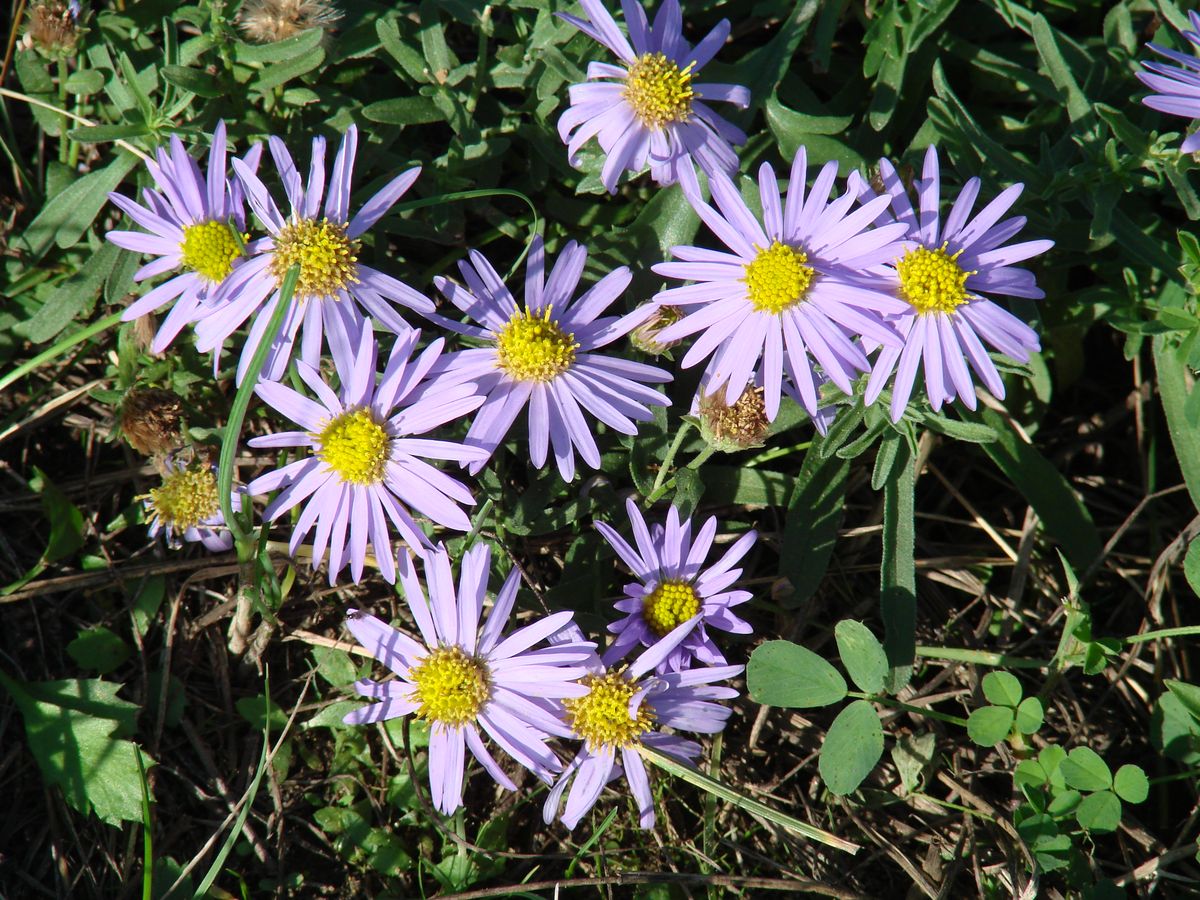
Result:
[343, 543, 596, 814]
[1138, 10, 1200, 153]
[697, 383, 769, 452]
[652, 155, 910, 422]
[543, 619, 741, 830]
[557, 0, 750, 192]
[852, 146, 1052, 421]
[119, 387, 183, 457]
[247, 326, 485, 584]
[142, 455, 240, 552]
[20, 0, 84, 59]
[431, 235, 671, 481]
[596, 497, 755, 671]
[239, 0, 342, 44]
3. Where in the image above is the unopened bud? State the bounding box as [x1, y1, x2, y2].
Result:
[630, 305, 683, 355]
[698, 385, 770, 453]
[120, 388, 183, 457]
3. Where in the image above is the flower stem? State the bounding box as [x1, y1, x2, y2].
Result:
[221, 265, 298, 657]
[647, 420, 692, 501]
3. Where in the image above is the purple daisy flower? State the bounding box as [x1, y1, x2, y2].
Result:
[597, 497, 756, 672]
[246, 325, 486, 584]
[557, 0, 750, 192]
[1138, 10, 1200, 153]
[543, 618, 741, 830]
[431, 235, 671, 481]
[651, 154, 910, 423]
[851, 146, 1052, 421]
[342, 543, 596, 814]
[142, 456, 243, 553]
[107, 122, 262, 355]
[196, 124, 434, 383]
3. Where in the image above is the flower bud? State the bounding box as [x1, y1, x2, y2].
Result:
[629, 305, 683, 355]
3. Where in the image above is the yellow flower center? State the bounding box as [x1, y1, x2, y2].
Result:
[642, 579, 701, 637]
[494, 306, 579, 382]
[623, 52, 694, 130]
[564, 672, 656, 751]
[270, 217, 360, 299]
[179, 220, 245, 283]
[896, 243, 975, 314]
[743, 241, 815, 314]
[315, 408, 391, 485]
[409, 646, 491, 726]
[146, 465, 220, 531]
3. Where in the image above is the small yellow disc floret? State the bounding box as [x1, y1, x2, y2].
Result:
[410, 646, 492, 726]
[180, 220, 245, 283]
[146, 465, 220, 531]
[495, 307, 579, 382]
[743, 241, 815, 314]
[270, 217, 360, 299]
[642, 579, 701, 637]
[564, 672, 656, 751]
[316, 408, 391, 485]
[896, 243, 975, 314]
[624, 52, 695, 130]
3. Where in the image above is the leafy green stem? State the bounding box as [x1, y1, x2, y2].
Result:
[846, 691, 970, 728]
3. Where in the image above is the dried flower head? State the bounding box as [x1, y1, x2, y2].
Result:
[698, 385, 769, 452]
[20, 0, 84, 59]
[120, 388, 184, 457]
[629, 305, 683, 355]
[238, 0, 342, 44]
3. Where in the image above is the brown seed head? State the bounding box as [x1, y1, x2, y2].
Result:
[698, 385, 770, 453]
[21, 0, 84, 59]
[238, 0, 343, 44]
[120, 388, 184, 457]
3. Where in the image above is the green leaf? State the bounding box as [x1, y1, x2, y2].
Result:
[1014, 759, 1049, 791]
[625, 180, 701, 268]
[1112, 765, 1149, 804]
[29, 466, 85, 563]
[980, 408, 1102, 572]
[966, 705, 1014, 747]
[253, 47, 325, 92]
[1046, 788, 1082, 816]
[747, 640, 847, 708]
[160, 64, 221, 98]
[64, 69, 105, 96]
[1184, 538, 1200, 597]
[819, 700, 884, 795]
[741, 0, 821, 109]
[779, 440, 848, 608]
[880, 441, 916, 692]
[15, 240, 120, 343]
[1059, 747, 1112, 792]
[17, 152, 140, 259]
[1015, 697, 1044, 735]
[1075, 790, 1122, 833]
[233, 27, 324, 64]
[361, 97, 443, 125]
[834, 620, 888, 695]
[67, 627, 131, 675]
[981, 671, 1023, 708]
[1030, 14, 1092, 125]
[67, 123, 151, 143]
[310, 645, 359, 687]
[1154, 328, 1200, 513]
[890, 731, 936, 795]
[0, 674, 153, 825]
[1166, 679, 1200, 722]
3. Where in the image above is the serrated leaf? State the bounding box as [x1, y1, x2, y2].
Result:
[1075, 790, 1121, 833]
[819, 700, 884, 795]
[1059, 747, 1112, 792]
[1113, 765, 1149, 804]
[967, 705, 1014, 746]
[747, 640, 847, 708]
[67, 627, 131, 675]
[0, 674, 153, 825]
[981, 671, 1023, 708]
[834, 620, 888, 694]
